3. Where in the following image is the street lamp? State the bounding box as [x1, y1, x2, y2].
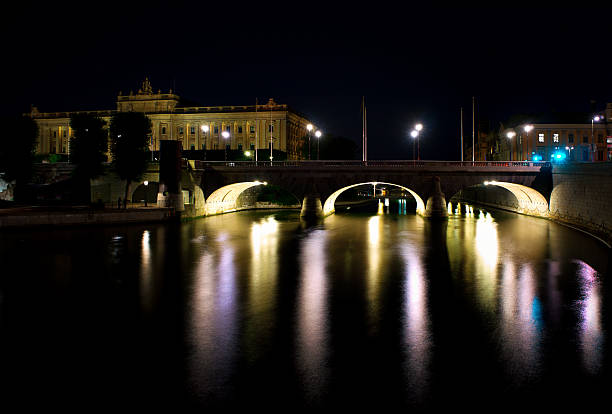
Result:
[410, 129, 419, 163]
[201, 125, 209, 160]
[315, 130, 322, 160]
[306, 124, 313, 160]
[592, 115, 602, 162]
[506, 131, 516, 161]
[144, 180, 149, 207]
[222, 130, 230, 161]
[522, 124, 533, 161]
[565, 146, 574, 161]
[414, 123, 423, 160]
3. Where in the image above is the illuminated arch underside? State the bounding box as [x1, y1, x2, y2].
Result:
[484, 181, 548, 216]
[205, 182, 264, 215]
[323, 182, 426, 216]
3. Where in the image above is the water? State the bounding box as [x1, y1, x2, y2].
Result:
[0, 208, 610, 411]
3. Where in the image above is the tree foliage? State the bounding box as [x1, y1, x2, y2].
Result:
[0, 115, 38, 200]
[318, 135, 359, 160]
[109, 112, 151, 206]
[69, 113, 108, 180]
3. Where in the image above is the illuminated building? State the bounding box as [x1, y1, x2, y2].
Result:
[28, 78, 316, 160]
[500, 104, 612, 162]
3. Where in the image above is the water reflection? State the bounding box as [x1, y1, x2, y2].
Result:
[367, 215, 383, 327]
[190, 234, 238, 400]
[576, 260, 603, 374]
[400, 242, 431, 398]
[247, 216, 280, 360]
[140, 230, 153, 312]
[499, 262, 542, 382]
[296, 229, 329, 400]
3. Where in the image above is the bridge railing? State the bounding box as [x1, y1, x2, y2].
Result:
[186, 159, 551, 169]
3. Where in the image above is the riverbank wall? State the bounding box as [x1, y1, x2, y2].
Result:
[0, 207, 176, 229]
[453, 163, 612, 246]
[549, 163, 612, 245]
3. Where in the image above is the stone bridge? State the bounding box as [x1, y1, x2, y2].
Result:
[156, 159, 552, 219]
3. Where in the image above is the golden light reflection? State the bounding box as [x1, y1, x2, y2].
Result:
[297, 229, 329, 399]
[474, 208, 499, 310]
[367, 215, 383, 327]
[576, 260, 603, 373]
[140, 230, 153, 312]
[247, 216, 279, 356]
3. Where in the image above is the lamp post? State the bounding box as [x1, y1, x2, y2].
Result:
[565, 146, 574, 161]
[522, 124, 534, 161]
[410, 129, 419, 164]
[201, 125, 209, 161]
[315, 130, 322, 160]
[506, 131, 516, 161]
[222, 130, 230, 161]
[415, 123, 423, 160]
[144, 180, 149, 207]
[592, 115, 601, 162]
[306, 123, 313, 160]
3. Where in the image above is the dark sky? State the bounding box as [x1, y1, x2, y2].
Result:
[5, 4, 612, 160]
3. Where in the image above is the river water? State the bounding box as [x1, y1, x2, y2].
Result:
[0, 207, 610, 411]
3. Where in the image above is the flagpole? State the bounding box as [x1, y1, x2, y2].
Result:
[460, 107, 464, 162]
[472, 96, 475, 164]
[255, 98, 258, 164]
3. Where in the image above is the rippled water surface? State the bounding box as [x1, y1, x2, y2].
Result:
[0, 208, 610, 411]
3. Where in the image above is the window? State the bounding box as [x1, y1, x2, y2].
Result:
[269, 124, 274, 133]
[238, 126, 243, 134]
[214, 126, 219, 134]
[201, 144, 206, 150]
[179, 127, 184, 135]
[226, 144, 230, 150]
[598, 134, 604, 143]
[63, 130, 66, 137]
[190, 126, 195, 135]
[53, 131, 57, 138]
[538, 133, 544, 143]
[568, 133, 574, 143]
[583, 136, 588, 143]
[250, 125, 255, 133]
[238, 143, 243, 151]
[162, 126, 166, 135]
[190, 144, 195, 150]
[225, 125, 230, 132]
[553, 133, 559, 143]
[250, 143, 255, 150]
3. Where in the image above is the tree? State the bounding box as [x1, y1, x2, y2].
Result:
[318, 135, 359, 160]
[109, 112, 151, 208]
[69, 113, 108, 203]
[0, 115, 38, 201]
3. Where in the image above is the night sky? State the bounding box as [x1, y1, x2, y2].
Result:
[5, 5, 612, 160]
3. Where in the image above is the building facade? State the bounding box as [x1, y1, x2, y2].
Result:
[497, 104, 612, 162]
[29, 78, 316, 160]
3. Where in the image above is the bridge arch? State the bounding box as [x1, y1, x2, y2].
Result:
[205, 181, 268, 215]
[130, 180, 160, 204]
[323, 182, 426, 216]
[451, 181, 548, 217]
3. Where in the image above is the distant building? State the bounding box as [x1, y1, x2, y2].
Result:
[496, 103, 612, 162]
[28, 78, 316, 160]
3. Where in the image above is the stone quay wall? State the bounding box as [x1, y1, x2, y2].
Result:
[549, 163, 612, 245]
